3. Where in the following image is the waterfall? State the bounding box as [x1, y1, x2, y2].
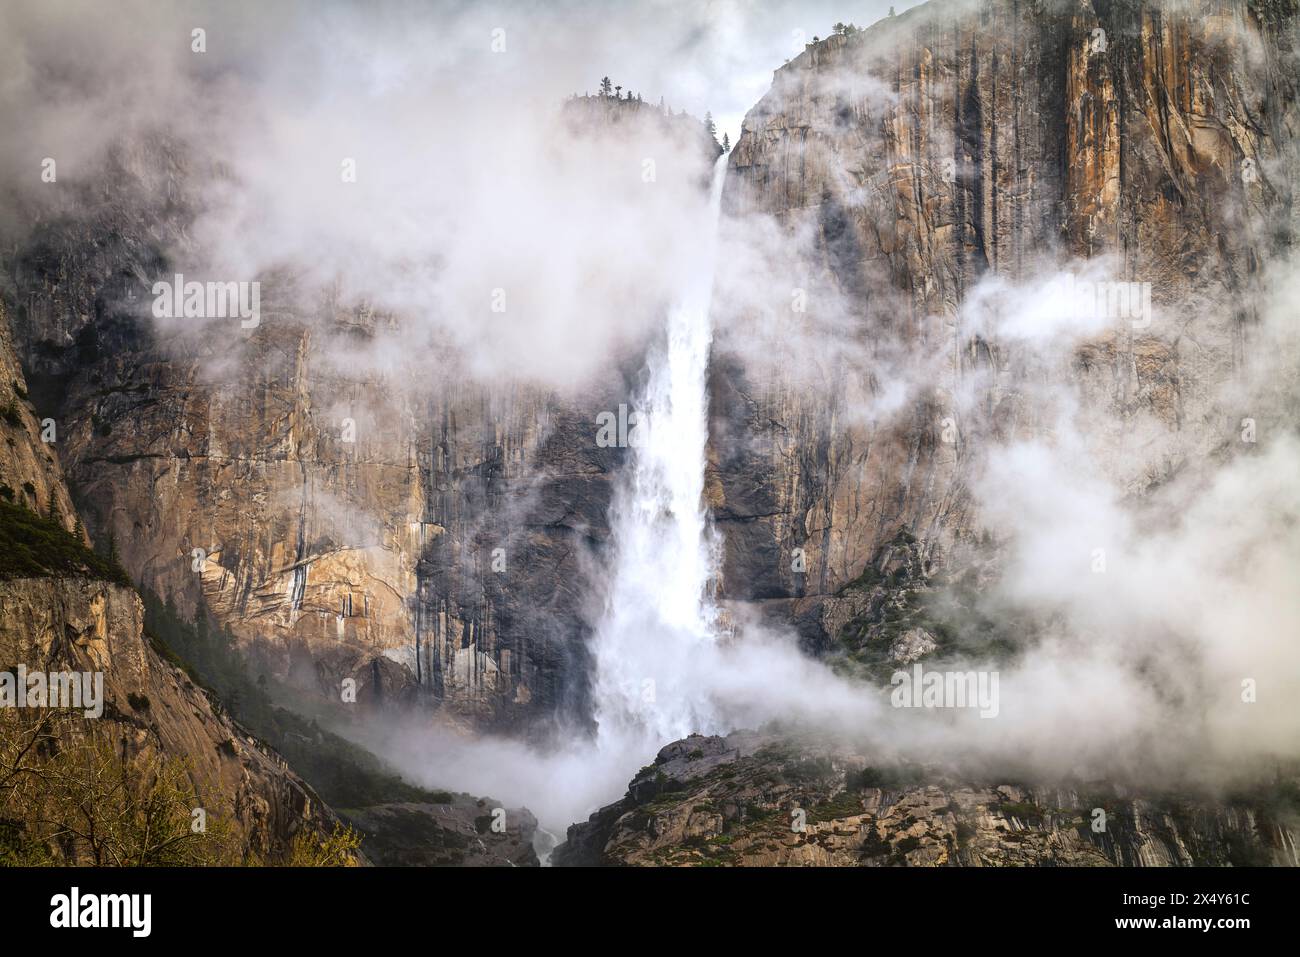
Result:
[591, 155, 729, 754]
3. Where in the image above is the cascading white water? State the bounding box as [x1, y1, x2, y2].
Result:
[372, 156, 880, 849]
[592, 156, 729, 753]
[366, 158, 753, 856]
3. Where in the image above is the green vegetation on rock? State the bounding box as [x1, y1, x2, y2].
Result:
[0, 498, 131, 584]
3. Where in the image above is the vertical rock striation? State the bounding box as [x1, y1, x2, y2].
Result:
[710, 0, 1298, 650]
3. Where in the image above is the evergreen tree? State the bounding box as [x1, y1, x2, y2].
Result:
[106, 529, 129, 583]
[722, 132, 731, 152]
[600, 76, 613, 96]
[704, 111, 717, 138]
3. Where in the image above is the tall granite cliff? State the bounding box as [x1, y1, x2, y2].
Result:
[0, 298, 343, 862]
[709, 0, 1299, 653]
[2, 97, 721, 738]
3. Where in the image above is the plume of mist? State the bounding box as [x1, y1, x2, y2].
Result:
[0, 0, 923, 389]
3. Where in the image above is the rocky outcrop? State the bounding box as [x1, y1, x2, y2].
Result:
[562, 91, 724, 174]
[709, 0, 1299, 651]
[555, 730, 1300, 866]
[0, 576, 340, 859]
[342, 798, 539, 867]
[0, 301, 78, 532]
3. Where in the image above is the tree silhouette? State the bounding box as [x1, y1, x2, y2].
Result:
[106, 529, 129, 583]
[600, 76, 613, 96]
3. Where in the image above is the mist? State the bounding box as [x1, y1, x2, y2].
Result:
[1, 0, 1296, 843]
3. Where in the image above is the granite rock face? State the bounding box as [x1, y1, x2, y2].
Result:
[2, 93, 723, 738]
[0, 576, 341, 860]
[709, 0, 1299, 652]
[0, 301, 78, 531]
[0, 308, 341, 861]
[4, 152, 629, 738]
[555, 730, 1300, 866]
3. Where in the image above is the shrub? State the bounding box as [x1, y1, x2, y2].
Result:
[284, 823, 362, 867]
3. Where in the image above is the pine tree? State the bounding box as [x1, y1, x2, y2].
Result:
[600, 76, 613, 97]
[704, 111, 717, 138]
[722, 132, 731, 152]
[106, 529, 129, 584]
